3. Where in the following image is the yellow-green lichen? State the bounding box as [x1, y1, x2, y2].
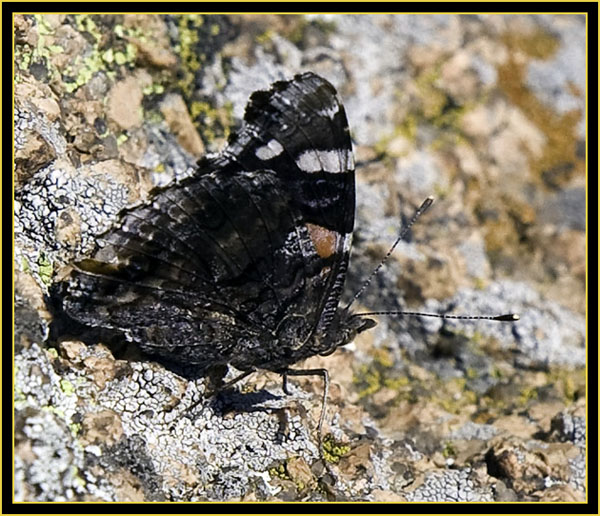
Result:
[47, 44, 64, 55]
[14, 384, 26, 405]
[437, 377, 479, 414]
[142, 82, 165, 96]
[69, 422, 82, 437]
[285, 17, 310, 46]
[354, 349, 414, 401]
[491, 366, 504, 380]
[60, 378, 75, 396]
[561, 374, 577, 403]
[372, 348, 394, 368]
[322, 434, 350, 464]
[75, 15, 101, 43]
[144, 109, 164, 126]
[33, 14, 55, 36]
[354, 363, 384, 399]
[62, 23, 136, 92]
[284, 16, 336, 46]
[383, 376, 410, 391]
[312, 18, 337, 35]
[190, 100, 233, 144]
[15, 15, 63, 83]
[414, 67, 447, 120]
[256, 29, 275, 46]
[268, 462, 289, 480]
[37, 253, 53, 286]
[44, 405, 66, 418]
[518, 386, 538, 405]
[432, 181, 451, 201]
[101, 48, 115, 64]
[20, 257, 31, 273]
[174, 15, 205, 100]
[442, 441, 457, 458]
[72, 466, 86, 488]
[393, 61, 479, 153]
[473, 277, 487, 290]
[173, 15, 244, 146]
[15, 45, 32, 73]
[373, 132, 407, 160]
[114, 44, 137, 66]
[547, 367, 585, 403]
[465, 367, 478, 380]
[116, 133, 129, 145]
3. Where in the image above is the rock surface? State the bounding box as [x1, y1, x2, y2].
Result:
[14, 14, 586, 502]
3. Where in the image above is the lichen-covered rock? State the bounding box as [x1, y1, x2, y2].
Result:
[14, 13, 586, 502]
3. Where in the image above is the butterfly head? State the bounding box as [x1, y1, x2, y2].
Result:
[317, 310, 377, 357]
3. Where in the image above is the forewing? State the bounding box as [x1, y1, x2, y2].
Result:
[205, 72, 356, 338]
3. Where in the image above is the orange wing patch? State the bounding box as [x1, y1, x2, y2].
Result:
[305, 223, 338, 259]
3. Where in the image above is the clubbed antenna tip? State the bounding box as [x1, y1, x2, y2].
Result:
[493, 313, 520, 321]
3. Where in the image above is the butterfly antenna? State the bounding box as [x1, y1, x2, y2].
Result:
[351, 310, 520, 322]
[345, 196, 434, 311]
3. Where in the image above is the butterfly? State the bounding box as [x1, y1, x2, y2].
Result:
[49, 72, 378, 439]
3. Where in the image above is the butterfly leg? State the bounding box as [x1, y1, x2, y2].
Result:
[207, 367, 256, 397]
[281, 368, 330, 452]
[185, 367, 256, 417]
[221, 368, 255, 389]
[282, 373, 292, 395]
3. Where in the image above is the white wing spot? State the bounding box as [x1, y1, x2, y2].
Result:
[255, 139, 284, 161]
[318, 102, 339, 119]
[295, 149, 353, 173]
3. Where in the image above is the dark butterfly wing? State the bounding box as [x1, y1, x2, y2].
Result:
[51, 72, 356, 372]
[206, 72, 356, 340]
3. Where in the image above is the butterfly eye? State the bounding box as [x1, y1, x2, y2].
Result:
[357, 318, 377, 333]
